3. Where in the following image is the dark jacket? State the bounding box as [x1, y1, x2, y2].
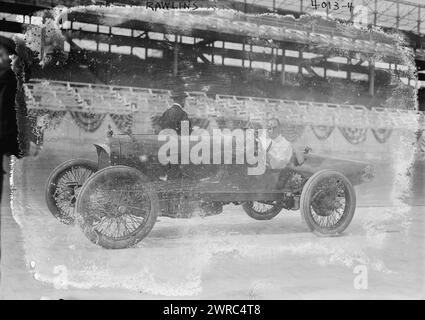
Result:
[159, 103, 192, 135]
[0, 68, 20, 157]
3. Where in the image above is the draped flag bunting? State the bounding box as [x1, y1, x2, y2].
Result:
[371, 128, 393, 144]
[70, 111, 106, 132]
[311, 125, 335, 141]
[338, 127, 368, 145]
[24, 108, 409, 147]
[110, 114, 133, 134]
[280, 122, 305, 142]
[27, 109, 66, 131]
[26, 109, 67, 146]
[151, 115, 161, 127]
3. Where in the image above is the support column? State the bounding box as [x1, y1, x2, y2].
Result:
[40, 15, 46, 61]
[130, 29, 134, 55]
[369, 60, 375, 96]
[298, 49, 303, 74]
[347, 57, 351, 81]
[173, 34, 178, 76]
[324, 57, 327, 78]
[242, 42, 245, 68]
[374, 0, 378, 25]
[396, 2, 400, 30]
[249, 43, 252, 69]
[108, 26, 112, 53]
[271, 47, 274, 74]
[97, 24, 100, 52]
[281, 49, 286, 86]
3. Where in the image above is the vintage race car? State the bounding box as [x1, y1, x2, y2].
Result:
[45, 131, 374, 249]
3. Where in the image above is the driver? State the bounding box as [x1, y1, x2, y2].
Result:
[259, 118, 308, 189]
[259, 118, 294, 169]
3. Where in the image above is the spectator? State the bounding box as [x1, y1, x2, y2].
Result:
[0, 36, 20, 200]
[159, 90, 192, 135]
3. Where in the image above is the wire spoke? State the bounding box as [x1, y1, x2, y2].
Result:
[86, 182, 150, 240]
[310, 176, 347, 229]
[53, 165, 95, 221]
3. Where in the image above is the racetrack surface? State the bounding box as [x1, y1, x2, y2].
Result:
[1, 134, 424, 299]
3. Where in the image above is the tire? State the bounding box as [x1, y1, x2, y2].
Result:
[75, 166, 159, 249]
[45, 159, 97, 225]
[242, 201, 283, 220]
[300, 169, 356, 236]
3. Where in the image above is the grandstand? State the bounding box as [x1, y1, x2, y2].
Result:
[25, 79, 421, 131]
[0, 1, 424, 111]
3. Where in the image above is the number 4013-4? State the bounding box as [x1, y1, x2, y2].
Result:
[311, 1, 354, 12]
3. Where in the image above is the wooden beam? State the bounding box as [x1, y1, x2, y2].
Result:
[65, 29, 412, 79]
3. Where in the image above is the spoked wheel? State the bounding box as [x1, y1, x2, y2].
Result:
[75, 166, 159, 249]
[242, 201, 283, 220]
[300, 170, 356, 236]
[45, 159, 97, 225]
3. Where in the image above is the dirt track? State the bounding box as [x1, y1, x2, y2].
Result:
[1, 127, 424, 299]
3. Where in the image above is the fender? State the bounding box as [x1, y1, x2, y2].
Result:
[94, 143, 111, 169]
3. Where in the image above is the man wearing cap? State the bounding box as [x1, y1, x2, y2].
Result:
[0, 36, 20, 199]
[159, 90, 192, 135]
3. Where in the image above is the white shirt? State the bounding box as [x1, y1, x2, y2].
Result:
[258, 134, 293, 169]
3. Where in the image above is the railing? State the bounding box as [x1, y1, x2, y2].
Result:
[24, 79, 424, 130]
[24, 79, 172, 114]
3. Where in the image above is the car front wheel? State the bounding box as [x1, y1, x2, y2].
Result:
[300, 170, 356, 236]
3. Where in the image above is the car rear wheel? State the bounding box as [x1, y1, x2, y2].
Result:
[242, 201, 283, 220]
[75, 166, 159, 249]
[300, 169, 356, 236]
[45, 159, 97, 225]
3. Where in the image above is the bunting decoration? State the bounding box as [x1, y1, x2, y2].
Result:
[151, 115, 162, 127]
[27, 109, 66, 131]
[338, 127, 368, 145]
[311, 125, 335, 141]
[371, 128, 393, 144]
[23, 79, 424, 146]
[110, 114, 133, 134]
[70, 111, 106, 133]
[280, 122, 305, 142]
[22, 108, 408, 147]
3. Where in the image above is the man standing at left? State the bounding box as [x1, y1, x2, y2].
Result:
[0, 36, 20, 201]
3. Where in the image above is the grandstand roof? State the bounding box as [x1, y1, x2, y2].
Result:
[63, 6, 407, 61]
[239, 1, 425, 35]
[2, 0, 425, 35]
